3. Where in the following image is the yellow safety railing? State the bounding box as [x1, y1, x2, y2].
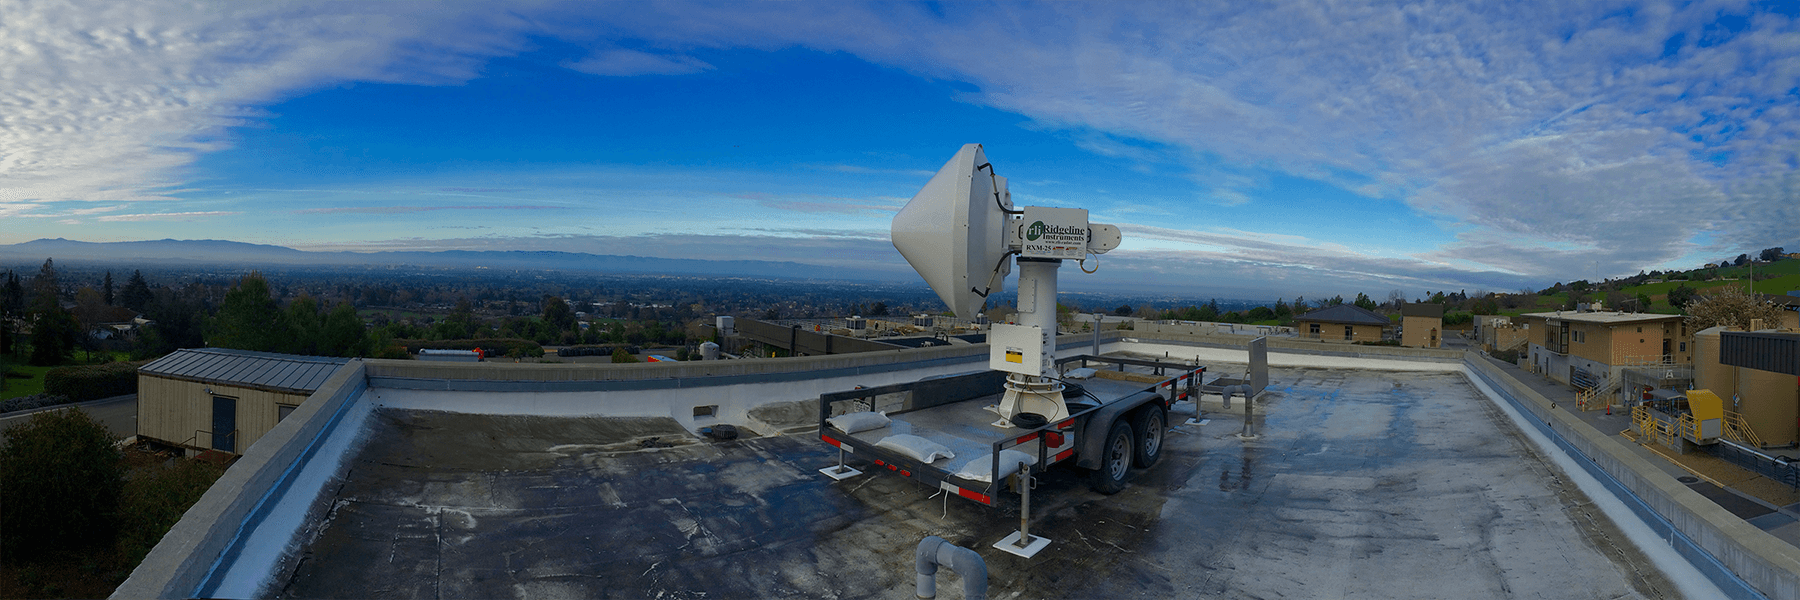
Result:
[1677, 413, 1700, 442]
[1722, 410, 1764, 448]
[1576, 388, 1614, 411]
[1631, 405, 1674, 447]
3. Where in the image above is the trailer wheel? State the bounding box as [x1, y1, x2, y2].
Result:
[1132, 406, 1165, 468]
[1088, 419, 1134, 495]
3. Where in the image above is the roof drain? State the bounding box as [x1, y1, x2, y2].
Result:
[916, 535, 988, 600]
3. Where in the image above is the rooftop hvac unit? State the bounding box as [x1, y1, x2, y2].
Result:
[914, 314, 935, 327]
[847, 316, 868, 330]
[715, 316, 736, 337]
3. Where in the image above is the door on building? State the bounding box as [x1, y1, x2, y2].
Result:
[1662, 339, 1671, 362]
[212, 396, 236, 452]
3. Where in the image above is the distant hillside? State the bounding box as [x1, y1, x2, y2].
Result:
[0, 238, 897, 281]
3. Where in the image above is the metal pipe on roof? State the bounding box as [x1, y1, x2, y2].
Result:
[916, 535, 987, 600]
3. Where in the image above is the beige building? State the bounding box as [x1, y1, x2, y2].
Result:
[1293, 304, 1390, 343]
[1695, 327, 1800, 446]
[1519, 311, 1693, 391]
[1400, 303, 1444, 348]
[137, 348, 351, 454]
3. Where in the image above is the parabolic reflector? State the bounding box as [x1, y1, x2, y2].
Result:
[891, 144, 1013, 319]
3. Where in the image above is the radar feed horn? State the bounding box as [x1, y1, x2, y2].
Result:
[890, 143, 1014, 319]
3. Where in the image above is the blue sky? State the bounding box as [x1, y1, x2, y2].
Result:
[4, 1, 1798, 301]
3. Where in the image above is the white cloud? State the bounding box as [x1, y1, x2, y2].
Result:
[6, 0, 1798, 291]
[96, 211, 240, 222]
[563, 49, 713, 76]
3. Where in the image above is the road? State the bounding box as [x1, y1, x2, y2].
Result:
[0, 394, 137, 440]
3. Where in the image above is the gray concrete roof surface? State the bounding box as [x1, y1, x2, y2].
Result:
[262, 363, 1681, 599]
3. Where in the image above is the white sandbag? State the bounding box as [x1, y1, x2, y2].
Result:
[1063, 367, 1099, 379]
[828, 411, 890, 434]
[954, 449, 1039, 483]
[875, 434, 955, 463]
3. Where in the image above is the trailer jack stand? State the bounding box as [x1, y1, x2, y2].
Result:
[820, 447, 862, 480]
[993, 463, 1050, 558]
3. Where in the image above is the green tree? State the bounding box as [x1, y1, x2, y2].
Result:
[1273, 299, 1291, 318]
[1113, 304, 1133, 317]
[282, 294, 324, 354]
[611, 347, 639, 363]
[119, 270, 153, 312]
[1353, 293, 1377, 310]
[102, 271, 114, 306]
[1, 271, 24, 356]
[28, 308, 79, 366]
[1666, 284, 1698, 311]
[869, 302, 889, 316]
[543, 295, 577, 332]
[210, 272, 282, 351]
[28, 259, 78, 366]
[1, 409, 125, 556]
[318, 302, 373, 357]
[434, 299, 478, 340]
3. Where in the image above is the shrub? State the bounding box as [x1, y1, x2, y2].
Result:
[0, 393, 74, 414]
[43, 361, 147, 403]
[1, 409, 124, 558]
[116, 459, 224, 564]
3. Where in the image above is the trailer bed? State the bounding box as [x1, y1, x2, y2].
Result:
[848, 376, 1150, 476]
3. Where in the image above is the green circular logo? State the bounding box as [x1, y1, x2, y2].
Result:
[1026, 221, 1045, 241]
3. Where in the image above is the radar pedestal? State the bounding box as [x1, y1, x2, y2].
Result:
[988, 258, 1069, 426]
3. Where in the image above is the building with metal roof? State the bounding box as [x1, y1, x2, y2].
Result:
[1400, 302, 1445, 348]
[1292, 304, 1390, 342]
[137, 348, 351, 455]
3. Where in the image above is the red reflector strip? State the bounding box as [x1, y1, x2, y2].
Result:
[900, 470, 911, 477]
[1053, 448, 1075, 463]
[1057, 419, 1074, 429]
[938, 481, 993, 505]
[874, 459, 885, 466]
[1015, 432, 1039, 444]
[822, 435, 844, 449]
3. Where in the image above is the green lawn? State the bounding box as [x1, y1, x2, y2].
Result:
[0, 364, 53, 400]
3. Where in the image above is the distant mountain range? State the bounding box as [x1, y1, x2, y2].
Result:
[0, 238, 891, 281]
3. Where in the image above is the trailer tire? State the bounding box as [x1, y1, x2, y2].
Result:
[1088, 419, 1134, 495]
[1132, 406, 1165, 468]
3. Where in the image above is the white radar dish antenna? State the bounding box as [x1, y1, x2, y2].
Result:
[891, 143, 1014, 320]
[890, 144, 1122, 427]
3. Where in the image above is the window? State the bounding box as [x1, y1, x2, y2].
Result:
[1309, 323, 1320, 335]
[277, 404, 298, 422]
[1572, 330, 1585, 343]
[1679, 342, 1687, 352]
[1636, 326, 1642, 333]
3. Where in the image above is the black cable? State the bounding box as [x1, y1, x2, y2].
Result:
[975, 162, 1024, 215]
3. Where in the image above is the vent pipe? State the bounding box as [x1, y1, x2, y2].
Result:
[916, 536, 987, 600]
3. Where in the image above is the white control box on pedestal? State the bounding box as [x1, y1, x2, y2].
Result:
[989, 322, 1048, 377]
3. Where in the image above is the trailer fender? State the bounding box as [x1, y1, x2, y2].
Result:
[1075, 390, 1165, 471]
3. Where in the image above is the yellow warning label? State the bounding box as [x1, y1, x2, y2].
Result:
[1005, 349, 1023, 363]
